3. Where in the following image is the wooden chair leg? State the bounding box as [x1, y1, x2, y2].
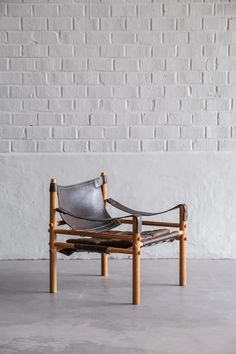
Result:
[50, 248, 57, 293]
[101, 253, 108, 276]
[179, 205, 187, 286]
[132, 236, 141, 305]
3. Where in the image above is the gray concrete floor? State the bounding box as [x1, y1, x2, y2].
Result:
[0, 260, 236, 354]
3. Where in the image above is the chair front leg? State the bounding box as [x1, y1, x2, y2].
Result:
[49, 234, 57, 293]
[49, 178, 58, 293]
[179, 205, 187, 286]
[101, 253, 108, 276]
[132, 216, 142, 305]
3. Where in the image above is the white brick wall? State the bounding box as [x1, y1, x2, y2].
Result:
[0, 0, 236, 153]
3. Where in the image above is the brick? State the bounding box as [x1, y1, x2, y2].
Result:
[38, 113, 62, 126]
[181, 98, 204, 112]
[23, 73, 46, 85]
[22, 18, 47, 30]
[0, 99, 22, 111]
[101, 18, 125, 31]
[12, 140, 36, 153]
[115, 140, 140, 152]
[139, 59, 164, 71]
[206, 98, 230, 111]
[60, 4, 84, 17]
[156, 126, 180, 139]
[114, 86, 138, 99]
[60, 31, 84, 44]
[27, 127, 51, 140]
[167, 139, 192, 152]
[62, 58, 86, 71]
[165, 85, 189, 98]
[49, 99, 73, 112]
[166, 58, 190, 71]
[89, 59, 113, 71]
[138, 4, 161, 17]
[127, 18, 150, 31]
[22, 45, 48, 58]
[112, 32, 136, 44]
[75, 72, 99, 85]
[168, 113, 192, 126]
[8, 4, 32, 16]
[153, 45, 176, 58]
[79, 126, 104, 139]
[117, 113, 141, 126]
[90, 113, 115, 126]
[126, 73, 151, 85]
[100, 72, 124, 85]
[86, 32, 110, 45]
[193, 139, 217, 152]
[74, 45, 99, 57]
[206, 126, 230, 139]
[90, 4, 110, 17]
[104, 127, 128, 139]
[193, 112, 217, 126]
[181, 126, 204, 139]
[153, 72, 176, 85]
[32, 31, 59, 44]
[48, 18, 73, 31]
[0, 113, 11, 125]
[189, 4, 213, 16]
[90, 140, 114, 153]
[101, 44, 125, 58]
[64, 113, 89, 126]
[0, 127, 25, 139]
[0, 45, 21, 57]
[219, 140, 236, 151]
[103, 99, 126, 113]
[62, 86, 86, 99]
[142, 140, 165, 152]
[0, 140, 10, 153]
[143, 113, 166, 125]
[115, 59, 138, 72]
[47, 72, 73, 85]
[178, 18, 202, 31]
[36, 86, 61, 98]
[152, 18, 176, 31]
[23, 99, 48, 112]
[74, 18, 99, 31]
[49, 45, 73, 57]
[111, 4, 136, 17]
[10, 86, 35, 98]
[75, 99, 100, 112]
[0, 18, 20, 30]
[63, 140, 88, 153]
[10, 58, 35, 71]
[138, 32, 161, 45]
[8, 31, 31, 44]
[0, 86, 9, 98]
[34, 4, 59, 17]
[53, 127, 77, 139]
[140, 86, 163, 99]
[131, 126, 154, 139]
[38, 140, 62, 153]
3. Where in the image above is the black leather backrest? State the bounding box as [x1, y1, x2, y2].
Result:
[57, 176, 119, 232]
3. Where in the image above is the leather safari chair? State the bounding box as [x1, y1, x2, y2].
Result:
[49, 172, 187, 305]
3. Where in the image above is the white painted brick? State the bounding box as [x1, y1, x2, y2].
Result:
[32, 31, 59, 44]
[60, 31, 84, 45]
[164, 32, 188, 45]
[204, 45, 227, 57]
[131, 126, 154, 139]
[60, 4, 84, 17]
[23, 73, 46, 85]
[22, 45, 47, 58]
[140, 86, 163, 99]
[138, 4, 161, 17]
[38, 113, 62, 126]
[193, 139, 217, 152]
[0, 99, 22, 112]
[216, 4, 236, 16]
[105, 127, 128, 139]
[219, 140, 236, 151]
[36, 86, 61, 98]
[189, 4, 213, 16]
[8, 4, 32, 16]
[156, 126, 180, 139]
[152, 18, 176, 31]
[74, 18, 99, 31]
[90, 113, 115, 126]
[0, 59, 8, 71]
[35, 58, 61, 72]
[8, 31, 31, 44]
[38, 140, 62, 153]
[126, 45, 151, 58]
[88, 86, 112, 98]
[34, 4, 59, 17]
[64, 113, 89, 126]
[0, 127, 25, 139]
[143, 113, 166, 125]
[167, 139, 192, 152]
[87, 32, 110, 45]
[168, 112, 192, 126]
[193, 112, 217, 126]
[204, 72, 227, 85]
[63, 140, 88, 153]
[115, 59, 138, 72]
[153, 72, 176, 85]
[89, 59, 113, 71]
[231, 127, 236, 139]
[218, 112, 236, 126]
[74, 45, 99, 58]
[0, 113, 11, 125]
[0, 45, 21, 57]
[112, 4, 136, 17]
[192, 58, 215, 71]
[190, 32, 214, 45]
[49, 99, 73, 112]
[181, 126, 205, 139]
[23, 99, 48, 112]
[112, 32, 136, 44]
[178, 72, 202, 84]
[62, 86, 86, 99]
[128, 99, 154, 112]
[139, 59, 164, 72]
[127, 18, 150, 31]
[204, 17, 227, 31]
[101, 44, 125, 58]
[101, 18, 125, 31]
[49, 45, 73, 57]
[116, 140, 141, 152]
[206, 126, 230, 139]
[90, 140, 114, 153]
[0, 18, 20, 30]
[90, 4, 110, 17]
[79, 126, 104, 139]
[142, 140, 165, 152]
[62, 58, 86, 71]
[153, 45, 176, 58]
[165, 85, 190, 98]
[103, 99, 126, 113]
[216, 32, 236, 45]
[177, 45, 201, 58]
[27, 127, 51, 140]
[138, 32, 161, 45]
[47, 72, 73, 85]
[117, 113, 141, 126]
[113, 86, 138, 99]
[10, 58, 34, 71]
[164, 3, 188, 17]
[0, 86, 9, 98]
[0, 72, 22, 84]
[206, 98, 229, 111]
[11, 86, 35, 98]
[166, 58, 190, 71]
[75, 72, 99, 85]
[191, 85, 216, 99]
[22, 18, 47, 30]
[126, 73, 151, 85]
[155, 98, 179, 112]
[100, 72, 124, 85]
[181, 98, 204, 112]
[0, 140, 10, 153]
[12, 140, 36, 153]
[48, 18, 73, 31]
[75, 99, 100, 112]
[177, 18, 202, 31]
[53, 127, 77, 139]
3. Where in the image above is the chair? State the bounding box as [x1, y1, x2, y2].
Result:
[49, 172, 187, 305]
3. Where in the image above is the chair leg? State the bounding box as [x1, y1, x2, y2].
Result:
[101, 253, 108, 276]
[132, 243, 141, 305]
[179, 230, 186, 286]
[50, 248, 57, 293]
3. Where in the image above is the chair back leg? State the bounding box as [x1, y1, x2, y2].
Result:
[179, 206, 187, 286]
[101, 253, 108, 276]
[49, 178, 58, 293]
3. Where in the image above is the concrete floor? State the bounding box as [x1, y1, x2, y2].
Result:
[0, 260, 236, 354]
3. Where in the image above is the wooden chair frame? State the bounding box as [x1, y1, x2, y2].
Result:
[49, 172, 187, 305]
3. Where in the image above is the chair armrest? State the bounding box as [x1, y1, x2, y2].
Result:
[106, 198, 188, 221]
